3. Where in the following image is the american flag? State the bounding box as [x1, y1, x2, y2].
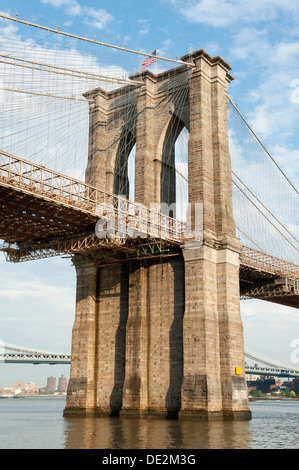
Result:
[142, 50, 157, 69]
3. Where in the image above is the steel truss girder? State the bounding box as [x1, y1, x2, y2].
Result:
[1, 231, 181, 265]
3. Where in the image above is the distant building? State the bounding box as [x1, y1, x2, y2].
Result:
[57, 375, 68, 392]
[13, 379, 24, 390]
[293, 378, 299, 393]
[46, 376, 56, 393]
[246, 374, 261, 381]
[24, 382, 39, 394]
[0, 388, 14, 396]
[248, 378, 281, 393]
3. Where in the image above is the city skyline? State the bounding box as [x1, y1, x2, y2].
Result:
[1, 373, 68, 391]
[0, 0, 298, 388]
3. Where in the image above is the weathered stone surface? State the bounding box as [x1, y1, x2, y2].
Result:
[64, 49, 251, 421]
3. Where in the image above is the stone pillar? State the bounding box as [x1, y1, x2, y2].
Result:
[134, 72, 157, 207]
[83, 87, 136, 193]
[64, 262, 98, 416]
[120, 257, 185, 419]
[179, 50, 251, 420]
[95, 264, 129, 416]
[120, 261, 150, 416]
[65, 49, 251, 421]
[217, 241, 250, 419]
[64, 262, 130, 417]
[83, 89, 110, 190]
[147, 258, 184, 418]
[180, 246, 223, 419]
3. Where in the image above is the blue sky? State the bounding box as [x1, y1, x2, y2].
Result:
[0, 0, 299, 387]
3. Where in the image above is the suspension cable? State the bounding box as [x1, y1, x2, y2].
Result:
[228, 95, 299, 197]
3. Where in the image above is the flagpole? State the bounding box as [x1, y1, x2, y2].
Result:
[141, 50, 157, 72]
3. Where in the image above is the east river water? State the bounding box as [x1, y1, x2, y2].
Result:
[0, 397, 298, 449]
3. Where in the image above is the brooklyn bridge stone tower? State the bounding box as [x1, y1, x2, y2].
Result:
[64, 49, 251, 420]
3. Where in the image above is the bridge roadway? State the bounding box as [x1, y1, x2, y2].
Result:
[0, 150, 299, 308]
[245, 366, 299, 378]
[0, 353, 71, 365]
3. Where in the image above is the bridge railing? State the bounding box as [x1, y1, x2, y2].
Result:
[1, 150, 299, 276]
[0, 354, 71, 364]
[241, 245, 299, 280]
[0, 150, 185, 243]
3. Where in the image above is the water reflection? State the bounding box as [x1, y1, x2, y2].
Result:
[63, 416, 251, 449]
[1, 398, 297, 449]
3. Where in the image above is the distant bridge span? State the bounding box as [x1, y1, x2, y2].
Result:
[1, 342, 299, 377]
[0, 342, 70, 365]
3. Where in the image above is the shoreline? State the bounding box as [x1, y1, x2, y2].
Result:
[2, 395, 298, 402]
[0, 394, 66, 398]
[249, 396, 299, 401]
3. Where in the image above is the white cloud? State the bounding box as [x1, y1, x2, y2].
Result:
[243, 71, 299, 141]
[242, 299, 299, 322]
[40, 0, 78, 8]
[40, 0, 113, 30]
[157, 38, 175, 57]
[241, 299, 299, 365]
[227, 28, 299, 168]
[169, 0, 299, 28]
[229, 27, 269, 61]
[66, 3, 81, 16]
[0, 275, 74, 309]
[270, 144, 299, 183]
[0, 18, 20, 40]
[164, 0, 299, 163]
[274, 41, 299, 63]
[84, 8, 113, 31]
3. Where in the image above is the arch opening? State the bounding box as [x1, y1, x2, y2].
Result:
[114, 131, 136, 201]
[160, 115, 189, 221]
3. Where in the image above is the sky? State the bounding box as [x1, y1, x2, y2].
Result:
[0, 0, 299, 387]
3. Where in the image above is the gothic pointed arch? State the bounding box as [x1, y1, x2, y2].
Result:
[160, 113, 189, 219]
[113, 130, 136, 199]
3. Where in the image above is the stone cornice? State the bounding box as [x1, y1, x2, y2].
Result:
[180, 49, 234, 82]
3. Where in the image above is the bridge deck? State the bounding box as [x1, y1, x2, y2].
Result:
[0, 150, 183, 241]
[0, 150, 298, 307]
[0, 150, 184, 262]
[240, 246, 299, 308]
